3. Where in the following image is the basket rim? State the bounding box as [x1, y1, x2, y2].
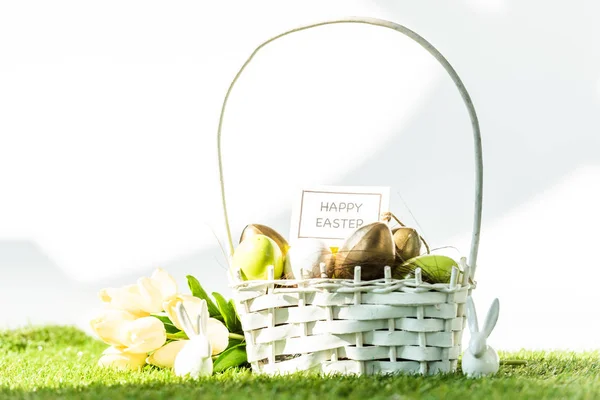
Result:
[231, 276, 474, 294]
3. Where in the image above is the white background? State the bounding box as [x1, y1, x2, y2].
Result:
[1, 0, 599, 351]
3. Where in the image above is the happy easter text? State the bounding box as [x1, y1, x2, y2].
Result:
[315, 202, 364, 229]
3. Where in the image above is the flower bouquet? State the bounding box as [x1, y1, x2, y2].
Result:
[90, 268, 247, 376]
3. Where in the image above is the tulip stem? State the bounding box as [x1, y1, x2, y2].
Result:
[166, 334, 188, 340]
[228, 333, 245, 341]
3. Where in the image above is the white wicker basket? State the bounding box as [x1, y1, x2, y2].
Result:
[216, 17, 484, 376]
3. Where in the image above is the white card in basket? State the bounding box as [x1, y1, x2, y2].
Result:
[289, 185, 390, 248]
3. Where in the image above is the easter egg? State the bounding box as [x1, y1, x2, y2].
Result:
[392, 227, 422, 262]
[400, 254, 460, 284]
[232, 234, 283, 280]
[239, 224, 289, 257]
[328, 222, 395, 280]
[284, 239, 333, 279]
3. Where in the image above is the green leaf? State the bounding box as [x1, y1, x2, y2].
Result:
[212, 292, 239, 333]
[213, 344, 247, 373]
[151, 315, 181, 334]
[186, 275, 220, 318]
[166, 331, 188, 340]
[225, 338, 244, 350]
[151, 314, 171, 324]
[163, 323, 180, 334]
[228, 299, 243, 333]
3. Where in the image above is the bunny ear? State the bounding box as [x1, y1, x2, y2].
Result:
[195, 312, 212, 358]
[195, 299, 209, 337]
[175, 302, 198, 338]
[482, 298, 500, 338]
[466, 296, 479, 333]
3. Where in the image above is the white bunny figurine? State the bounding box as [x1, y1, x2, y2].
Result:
[462, 296, 500, 378]
[173, 300, 213, 378]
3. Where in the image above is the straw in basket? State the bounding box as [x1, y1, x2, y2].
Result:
[216, 17, 483, 376]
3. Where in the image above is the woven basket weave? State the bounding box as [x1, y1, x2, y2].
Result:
[216, 17, 483, 376]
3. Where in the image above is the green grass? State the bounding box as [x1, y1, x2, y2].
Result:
[1, 326, 599, 399]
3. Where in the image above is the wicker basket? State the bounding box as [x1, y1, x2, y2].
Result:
[216, 17, 483, 376]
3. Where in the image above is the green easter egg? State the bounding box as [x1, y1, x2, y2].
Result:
[401, 254, 460, 284]
[232, 234, 283, 280]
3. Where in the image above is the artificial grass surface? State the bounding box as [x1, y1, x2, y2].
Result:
[0, 326, 599, 399]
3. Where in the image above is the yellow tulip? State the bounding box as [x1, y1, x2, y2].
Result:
[90, 309, 137, 347]
[163, 295, 229, 355]
[163, 295, 203, 331]
[98, 346, 147, 370]
[98, 284, 149, 317]
[90, 310, 166, 354]
[206, 319, 229, 355]
[121, 316, 167, 354]
[98, 268, 178, 316]
[148, 268, 178, 300]
[146, 340, 187, 368]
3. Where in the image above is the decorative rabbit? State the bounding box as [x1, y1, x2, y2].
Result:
[462, 296, 500, 378]
[173, 300, 213, 378]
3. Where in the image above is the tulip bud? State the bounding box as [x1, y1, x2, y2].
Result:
[136, 277, 164, 314]
[121, 316, 167, 354]
[90, 309, 137, 347]
[163, 295, 203, 332]
[98, 284, 151, 317]
[146, 340, 187, 368]
[150, 268, 178, 300]
[207, 319, 229, 356]
[98, 268, 179, 316]
[98, 346, 147, 371]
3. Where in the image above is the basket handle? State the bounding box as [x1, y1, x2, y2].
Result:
[216, 17, 483, 280]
